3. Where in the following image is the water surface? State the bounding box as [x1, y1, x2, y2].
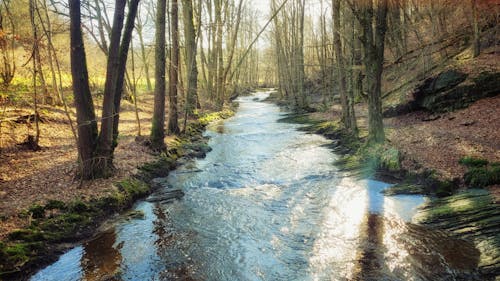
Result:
[31, 91, 480, 281]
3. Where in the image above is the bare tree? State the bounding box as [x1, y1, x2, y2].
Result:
[150, 0, 167, 150]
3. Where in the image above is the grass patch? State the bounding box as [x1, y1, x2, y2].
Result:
[463, 164, 500, 188]
[459, 157, 500, 188]
[459, 156, 489, 167]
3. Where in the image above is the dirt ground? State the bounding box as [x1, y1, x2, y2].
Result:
[386, 95, 500, 180]
[0, 95, 157, 239]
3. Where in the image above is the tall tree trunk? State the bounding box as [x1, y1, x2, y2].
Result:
[95, 0, 126, 175]
[215, 0, 224, 107]
[332, 0, 356, 134]
[150, 0, 167, 150]
[182, 0, 199, 123]
[37, 0, 63, 105]
[135, 17, 152, 91]
[168, 0, 180, 134]
[29, 0, 41, 145]
[129, 40, 141, 136]
[69, 0, 98, 179]
[111, 0, 141, 149]
[360, 0, 387, 143]
[472, 0, 480, 57]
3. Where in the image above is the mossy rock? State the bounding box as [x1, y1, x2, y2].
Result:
[139, 156, 176, 179]
[117, 179, 150, 200]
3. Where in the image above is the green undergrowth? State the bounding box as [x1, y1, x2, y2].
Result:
[459, 156, 500, 188]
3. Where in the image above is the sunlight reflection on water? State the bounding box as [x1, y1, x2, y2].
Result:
[30, 90, 481, 281]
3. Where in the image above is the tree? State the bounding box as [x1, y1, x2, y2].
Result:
[95, 0, 126, 172]
[69, 0, 99, 179]
[69, 0, 140, 178]
[0, 0, 16, 88]
[471, 0, 480, 58]
[168, 0, 180, 134]
[181, 0, 199, 129]
[95, 0, 140, 174]
[150, 0, 167, 150]
[135, 3, 153, 91]
[358, 0, 388, 143]
[332, 0, 357, 135]
[29, 0, 40, 147]
[111, 0, 141, 147]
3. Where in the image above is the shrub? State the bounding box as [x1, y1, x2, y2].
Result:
[459, 156, 489, 167]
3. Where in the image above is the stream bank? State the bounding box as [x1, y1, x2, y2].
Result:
[0, 107, 235, 280]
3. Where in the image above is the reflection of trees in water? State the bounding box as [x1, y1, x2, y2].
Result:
[353, 213, 385, 280]
[353, 214, 481, 280]
[81, 229, 123, 281]
[153, 203, 197, 281]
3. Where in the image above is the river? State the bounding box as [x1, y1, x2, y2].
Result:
[31, 91, 481, 281]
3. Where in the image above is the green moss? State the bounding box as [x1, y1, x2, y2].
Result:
[383, 183, 426, 196]
[68, 200, 93, 213]
[416, 189, 493, 222]
[435, 180, 458, 198]
[459, 156, 489, 168]
[45, 200, 66, 210]
[278, 114, 316, 124]
[28, 204, 45, 219]
[139, 155, 176, 179]
[7, 229, 44, 242]
[37, 212, 91, 242]
[117, 179, 150, 200]
[198, 109, 235, 126]
[0, 242, 43, 271]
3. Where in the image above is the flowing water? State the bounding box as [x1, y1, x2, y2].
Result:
[31, 91, 481, 281]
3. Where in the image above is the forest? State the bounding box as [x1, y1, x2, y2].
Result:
[0, 0, 499, 280]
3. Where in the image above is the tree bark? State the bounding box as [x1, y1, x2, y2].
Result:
[111, 0, 141, 149]
[472, 0, 480, 57]
[135, 14, 152, 91]
[168, 0, 180, 134]
[332, 0, 357, 135]
[69, 0, 98, 179]
[150, 0, 167, 150]
[182, 0, 199, 121]
[360, 0, 387, 143]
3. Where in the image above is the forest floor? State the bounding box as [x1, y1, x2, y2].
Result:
[0, 95, 158, 239]
[386, 95, 500, 198]
[309, 48, 500, 202]
[309, 94, 499, 198]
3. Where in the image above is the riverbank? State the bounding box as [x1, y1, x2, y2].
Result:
[0, 95, 235, 279]
[267, 91, 499, 279]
